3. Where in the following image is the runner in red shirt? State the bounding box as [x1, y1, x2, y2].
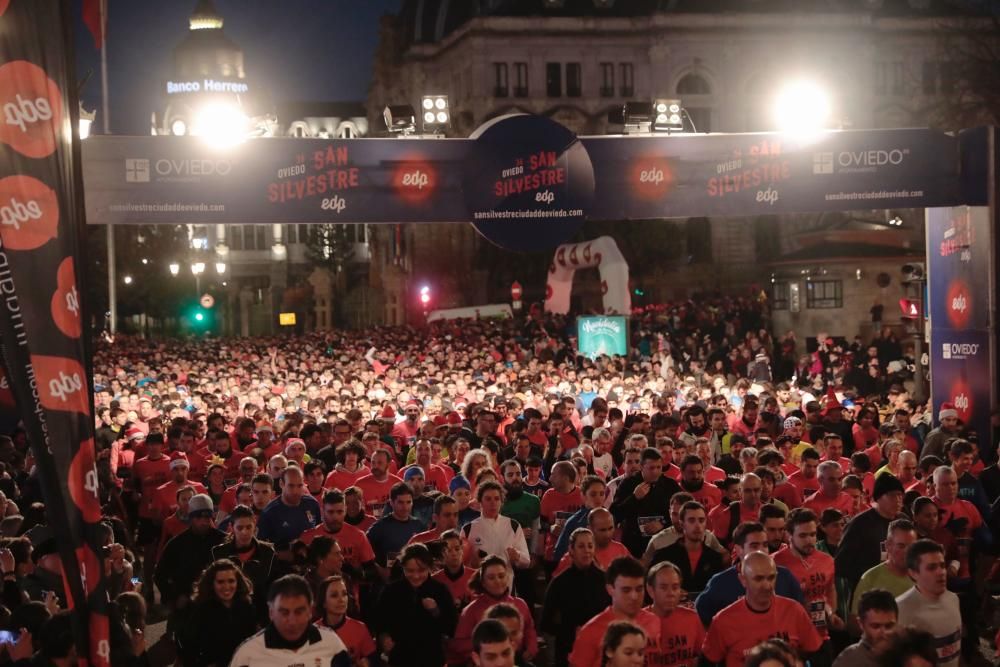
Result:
[133, 435, 172, 526]
[217, 456, 262, 516]
[153, 457, 207, 520]
[408, 495, 459, 545]
[931, 466, 983, 580]
[710, 473, 763, 546]
[569, 557, 661, 667]
[645, 561, 705, 667]
[553, 508, 630, 576]
[772, 508, 842, 649]
[401, 439, 449, 493]
[702, 551, 823, 667]
[324, 440, 371, 491]
[819, 434, 852, 470]
[802, 460, 854, 516]
[786, 448, 822, 500]
[432, 530, 476, 612]
[540, 461, 584, 563]
[315, 575, 376, 665]
[299, 490, 377, 571]
[355, 449, 402, 519]
[678, 455, 722, 512]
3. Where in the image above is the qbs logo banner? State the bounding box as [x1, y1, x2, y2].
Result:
[0, 61, 63, 159]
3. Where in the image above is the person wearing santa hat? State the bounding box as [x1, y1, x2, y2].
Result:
[921, 403, 962, 459]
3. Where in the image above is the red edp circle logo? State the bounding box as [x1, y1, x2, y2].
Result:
[69, 438, 102, 523]
[51, 256, 82, 339]
[945, 279, 971, 329]
[0, 175, 59, 250]
[630, 157, 674, 201]
[392, 156, 437, 205]
[950, 380, 973, 423]
[0, 61, 64, 159]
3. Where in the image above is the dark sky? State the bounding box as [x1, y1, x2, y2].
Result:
[74, 0, 402, 135]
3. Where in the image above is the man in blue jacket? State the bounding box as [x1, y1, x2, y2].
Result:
[695, 520, 805, 626]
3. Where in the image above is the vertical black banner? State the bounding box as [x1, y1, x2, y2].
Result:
[0, 0, 109, 664]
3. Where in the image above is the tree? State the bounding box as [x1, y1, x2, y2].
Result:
[923, 8, 1000, 129]
[304, 224, 357, 274]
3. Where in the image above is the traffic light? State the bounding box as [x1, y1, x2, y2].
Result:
[419, 285, 431, 305]
[633, 288, 645, 296]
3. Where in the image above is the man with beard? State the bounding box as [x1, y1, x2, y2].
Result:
[922, 403, 961, 459]
[773, 508, 842, 665]
[610, 448, 681, 558]
[678, 406, 710, 452]
[604, 446, 642, 509]
[500, 460, 540, 543]
[678, 454, 722, 512]
[730, 397, 760, 440]
[356, 449, 403, 519]
[300, 490, 378, 573]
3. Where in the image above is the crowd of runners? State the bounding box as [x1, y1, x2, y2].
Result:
[0, 303, 997, 666]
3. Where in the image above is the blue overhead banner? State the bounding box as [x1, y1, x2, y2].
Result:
[82, 122, 977, 234]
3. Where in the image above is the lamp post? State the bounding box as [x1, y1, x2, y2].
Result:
[191, 262, 205, 298]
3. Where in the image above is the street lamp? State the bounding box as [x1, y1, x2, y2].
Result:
[215, 261, 226, 275]
[123, 275, 132, 285]
[773, 80, 831, 134]
[169, 263, 180, 276]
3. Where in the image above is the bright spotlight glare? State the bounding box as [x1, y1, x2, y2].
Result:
[656, 114, 668, 124]
[424, 111, 435, 123]
[434, 97, 446, 110]
[669, 103, 680, 113]
[192, 104, 249, 147]
[773, 80, 831, 133]
[436, 111, 448, 123]
[655, 103, 667, 113]
[123, 275, 133, 285]
[422, 98, 434, 110]
[171, 118, 187, 136]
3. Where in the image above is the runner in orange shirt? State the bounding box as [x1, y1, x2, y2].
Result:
[772, 508, 842, 665]
[644, 561, 704, 667]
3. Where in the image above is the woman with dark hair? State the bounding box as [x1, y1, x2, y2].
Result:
[181, 559, 258, 667]
[315, 575, 375, 667]
[204, 464, 228, 508]
[372, 543, 457, 666]
[742, 638, 801, 667]
[304, 535, 359, 617]
[601, 620, 646, 667]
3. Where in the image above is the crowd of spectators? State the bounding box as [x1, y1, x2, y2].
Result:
[0, 301, 997, 666]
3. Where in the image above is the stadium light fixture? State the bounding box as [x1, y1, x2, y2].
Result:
[652, 99, 684, 132]
[420, 95, 450, 133]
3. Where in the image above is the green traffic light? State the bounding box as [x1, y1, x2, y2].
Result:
[195, 312, 204, 322]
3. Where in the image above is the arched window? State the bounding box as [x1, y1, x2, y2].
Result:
[677, 73, 711, 95]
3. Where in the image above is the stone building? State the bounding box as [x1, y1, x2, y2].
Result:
[367, 0, 985, 339]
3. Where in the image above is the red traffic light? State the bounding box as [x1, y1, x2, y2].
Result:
[898, 298, 921, 318]
[511, 281, 522, 300]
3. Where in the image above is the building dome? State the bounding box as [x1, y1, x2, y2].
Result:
[173, 0, 245, 81]
[189, 0, 224, 30]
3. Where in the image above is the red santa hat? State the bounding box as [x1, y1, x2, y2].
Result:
[939, 403, 958, 420]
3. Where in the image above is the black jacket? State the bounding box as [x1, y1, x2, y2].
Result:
[649, 539, 725, 596]
[181, 597, 258, 667]
[211, 538, 280, 620]
[154, 527, 226, 605]
[610, 473, 682, 557]
[373, 576, 457, 667]
[540, 563, 610, 667]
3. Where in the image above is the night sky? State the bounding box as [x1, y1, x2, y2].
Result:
[73, 0, 402, 135]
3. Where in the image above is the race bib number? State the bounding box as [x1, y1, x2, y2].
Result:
[808, 599, 827, 629]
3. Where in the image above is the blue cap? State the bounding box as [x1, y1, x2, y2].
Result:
[403, 466, 425, 482]
[449, 475, 471, 493]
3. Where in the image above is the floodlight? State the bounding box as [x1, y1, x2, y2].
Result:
[420, 95, 450, 133]
[653, 99, 684, 132]
[383, 104, 417, 135]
